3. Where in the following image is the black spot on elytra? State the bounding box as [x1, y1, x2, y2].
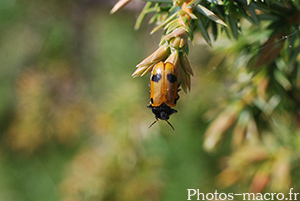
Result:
[167, 74, 177, 83]
[151, 74, 161, 82]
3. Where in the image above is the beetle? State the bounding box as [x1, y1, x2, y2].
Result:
[147, 61, 180, 130]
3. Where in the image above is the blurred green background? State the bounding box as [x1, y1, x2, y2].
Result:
[0, 1, 231, 200]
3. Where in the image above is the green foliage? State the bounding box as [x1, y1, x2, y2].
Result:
[0, 2, 222, 200]
[113, 0, 300, 196]
[0, 0, 299, 201]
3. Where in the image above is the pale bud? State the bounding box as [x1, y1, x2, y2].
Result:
[133, 44, 170, 77]
[165, 51, 180, 72]
[169, 37, 181, 50]
[136, 43, 169, 68]
[179, 38, 187, 49]
[165, 28, 188, 42]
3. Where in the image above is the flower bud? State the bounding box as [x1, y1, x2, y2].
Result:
[165, 51, 180, 72]
[179, 38, 187, 49]
[132, 65, 149, 78]
[165, 28, 188, 42]
[136, 43, 169, 68]
[133, 44, 170, 77]
[169, 37, 181, 50]
[141, 63, 156, 76]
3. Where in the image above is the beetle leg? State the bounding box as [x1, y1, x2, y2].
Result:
[174, 95, 180, 104]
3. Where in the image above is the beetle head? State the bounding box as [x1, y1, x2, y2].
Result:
[148, 103, 177, 130]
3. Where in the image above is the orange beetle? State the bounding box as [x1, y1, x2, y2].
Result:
[147, 61, 180, 130]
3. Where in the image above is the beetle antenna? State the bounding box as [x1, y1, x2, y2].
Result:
[148, 119, 158, 129]
[166, 120, 175, 130]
